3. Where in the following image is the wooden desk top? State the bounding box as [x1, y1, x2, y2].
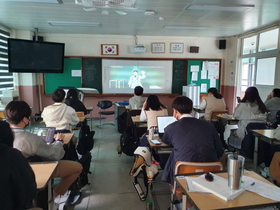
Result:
[131, 116, 146, 123]
[252, 129, 275, 139]
[147, 135, 171, 148]
[176, 171, 280, 210]
[86, 106, 94, 111]
[30, 162, 58, 190]
[54, 133, 74, 144]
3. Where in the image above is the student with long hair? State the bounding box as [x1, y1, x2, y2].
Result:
[140, 94, 168, 129]
[65, 88, 88, 115]
[199, 87, 226, 121]
[228, 86, 267, 149]
[265, 88, 280, 124]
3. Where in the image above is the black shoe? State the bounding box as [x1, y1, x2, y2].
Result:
[66, 190, 82, 206]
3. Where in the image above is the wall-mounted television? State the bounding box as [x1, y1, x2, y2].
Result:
[8, 38, 65, 73]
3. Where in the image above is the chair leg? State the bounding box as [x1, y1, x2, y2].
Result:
[97, 113, 102, 129]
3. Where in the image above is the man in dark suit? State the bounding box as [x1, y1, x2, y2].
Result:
[161, 96, 225, 185]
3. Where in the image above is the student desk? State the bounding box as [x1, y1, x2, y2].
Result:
[175, 170, 280, 210]
[54, 133, 74, 145]
[215, 114, 239, 125]
[252, 129, 280, 172]
[86, 106, 94, 128]
[30, 162, 59, 210]
[147, 135, 172, 154]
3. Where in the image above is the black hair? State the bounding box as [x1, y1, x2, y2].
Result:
[134, 86, 144, 96]
[0, 121, 14, 147]
[51, 88, 66, 102]
[66, 88, 78, 100]
[273, 88, 280, 98]
[144, 95, 167, 111]
[241, 86, 266, 113]
[208, 87, 223, 99]
[172, 96, 193, 114]
[4, 101, 31, 125]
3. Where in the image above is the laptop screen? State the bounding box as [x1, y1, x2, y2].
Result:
[32, 127, 56, 144]
[157, 116, 177, 134]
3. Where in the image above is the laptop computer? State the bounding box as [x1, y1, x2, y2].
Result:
[157, 116, 177, 138]
[32, 127, 56, 144]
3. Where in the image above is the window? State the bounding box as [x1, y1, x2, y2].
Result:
[239, 28, 279, 96]
[258, 28, 279, 52]
[0, 28, 13, 95]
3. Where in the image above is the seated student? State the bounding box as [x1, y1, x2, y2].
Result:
[264, 88, 280, 124]
[65, 88, 88, 115]
[42, 88, 79, 133]
[198, 87, 226, 121]
[140, 94, 168, 129]
[0, 121, 37, 210]
[128, 86, 147, 109]
[162, 96, 225, 184]
[228, 86, 267, 149]
[161, 96, 225, 210]
[4, 101, 83, 204]
[270, 152, 280, 185]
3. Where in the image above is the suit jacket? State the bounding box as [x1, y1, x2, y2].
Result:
[161, 117, 224, 184]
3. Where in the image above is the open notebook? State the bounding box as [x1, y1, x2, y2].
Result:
[32, 127, 56, 144]
[157, 116, 177, 138]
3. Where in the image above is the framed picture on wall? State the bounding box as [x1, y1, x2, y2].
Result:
[151, 43, 165, 53]
[101, 44, 119, 55]
[170, 43, 184, 53]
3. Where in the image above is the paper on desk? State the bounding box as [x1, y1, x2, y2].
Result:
[241, 175, 280, 201]
[185, 176, 210, 193]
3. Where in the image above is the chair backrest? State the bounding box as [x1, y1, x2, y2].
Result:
[97, 100, 113, 109]
[173, 161, 223, 194]
[210, 110, 228, 121]
[276, 110, 280, 125]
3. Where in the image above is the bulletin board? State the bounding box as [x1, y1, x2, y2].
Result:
[187, 59, 221, 93]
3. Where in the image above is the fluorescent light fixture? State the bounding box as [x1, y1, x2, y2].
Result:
[7, 0, 62, 3]
[48, 21, 101, 27]
[185, 4, 254, 12]
[145, 10, 155, 15]
[164, 26, 208, 30]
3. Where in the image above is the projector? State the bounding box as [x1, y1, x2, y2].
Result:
[130, 44, 146, 54]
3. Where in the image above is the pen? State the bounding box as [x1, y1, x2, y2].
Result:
[250, 182, 255, 186]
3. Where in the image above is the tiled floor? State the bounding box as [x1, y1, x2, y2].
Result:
[63, 119, 170, 210]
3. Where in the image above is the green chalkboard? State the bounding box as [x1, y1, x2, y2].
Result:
[82, 58, 102, 94]
[44, 58, 82, 94]
[172, 60, 187, 94]
[187, 60, 221, 94]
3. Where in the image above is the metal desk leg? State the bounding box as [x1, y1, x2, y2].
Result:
[182, 194, 187, 210]
[253, 136, 259, 172]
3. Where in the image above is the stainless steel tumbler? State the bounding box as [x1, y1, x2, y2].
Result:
[227, 153, 245, 190]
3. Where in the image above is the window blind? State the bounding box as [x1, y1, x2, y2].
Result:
[0, 28, 13, 95]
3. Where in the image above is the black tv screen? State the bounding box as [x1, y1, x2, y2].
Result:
[8, 38, 65, 73]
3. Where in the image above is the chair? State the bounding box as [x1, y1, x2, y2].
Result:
[170, 161, 223, 210]
[97, 100, 115, 128]
[210, 110, 228, 122]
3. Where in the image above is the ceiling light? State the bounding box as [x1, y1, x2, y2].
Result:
[164, 26, 208, 30]
[159, 17, 164, 20]
[83, 7, 96, 12]
[48, 21, 101, 27]
[101, 10, 109, 15]
[115, 10, 127, 15]
[8, 0, 62, 3]
[145, 10, 155, 15]
[185, 4, 254, 12]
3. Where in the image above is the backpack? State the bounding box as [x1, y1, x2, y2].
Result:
[129, 147, 159, 201]
[117, 111, 128, 133]
[120, 124, 139, 156]
[76, 152, 92, 189]
[77, 124, 95, 155]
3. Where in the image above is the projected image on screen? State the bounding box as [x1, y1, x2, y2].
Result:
[102, 59, 173, 94]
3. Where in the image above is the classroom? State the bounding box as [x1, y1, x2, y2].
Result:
[1, 0, 280, 210]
